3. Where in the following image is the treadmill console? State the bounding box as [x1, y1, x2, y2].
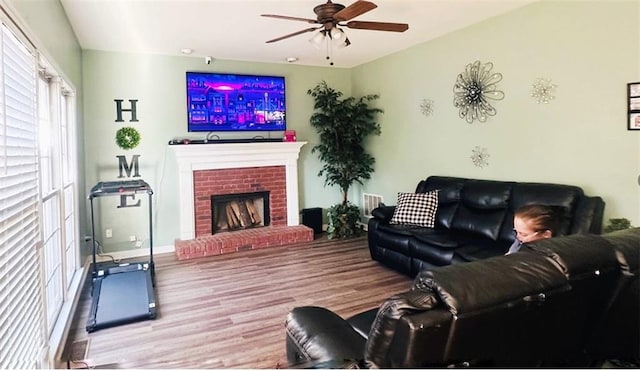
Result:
[90, 179, 152, 198]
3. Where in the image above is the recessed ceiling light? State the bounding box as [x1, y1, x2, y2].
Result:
[181, 48, 193, 55]
[286, 57, 298, 63]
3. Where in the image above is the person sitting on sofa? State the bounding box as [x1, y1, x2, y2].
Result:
[506, 204, 562, 255]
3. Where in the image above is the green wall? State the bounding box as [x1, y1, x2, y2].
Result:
[82, 52, 351, 250]
[11, 0, 640, 251]
[353, 0, 640, 228]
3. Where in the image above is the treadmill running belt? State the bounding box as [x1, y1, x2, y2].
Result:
[93, 270, 155, 329]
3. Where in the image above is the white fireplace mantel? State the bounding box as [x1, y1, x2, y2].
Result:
[170, 141, 306, 240]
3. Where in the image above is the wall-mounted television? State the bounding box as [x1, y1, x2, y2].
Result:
[186, 72, 286, 132]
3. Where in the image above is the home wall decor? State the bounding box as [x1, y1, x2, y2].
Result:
[115, 126, 141, 150]
[627, 82, 640, 130]
[470, 146, 490, 168]
[530, 77, 557, 104]
[420, 98, 434, 118]
[114, 98, 144, 210]
[453, 60, 504, 124]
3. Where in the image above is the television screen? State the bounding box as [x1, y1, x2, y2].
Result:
[186, 72, 286, 132]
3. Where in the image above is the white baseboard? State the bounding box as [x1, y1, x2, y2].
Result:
[92, 244, 175, 263]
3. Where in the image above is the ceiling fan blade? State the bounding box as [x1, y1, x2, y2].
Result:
[345, 20, 409, 32]
[265, 27, 321, 43]
[261, 14, 319, 24]
[334, 0, 377, 21]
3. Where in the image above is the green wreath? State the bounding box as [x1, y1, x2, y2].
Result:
[115, 127, 141, 150]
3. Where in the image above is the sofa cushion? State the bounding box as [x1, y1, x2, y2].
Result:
[452, 240, 511, 262]
[378, 223, 429, 237]
[410, 236, 458, 266]
[509, 183, 583, 235]
[417, 177, 464, 229]
[390, 191, 438, 228]
[450, 180, 512, 240]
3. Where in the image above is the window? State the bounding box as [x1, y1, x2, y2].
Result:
[61, 91, 78, 292]
[0, 23, 43, 369]
[38, 61, 80, 336]
[0, 12, 80, 368]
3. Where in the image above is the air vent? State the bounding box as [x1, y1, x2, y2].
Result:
[363, 193, 384, 218]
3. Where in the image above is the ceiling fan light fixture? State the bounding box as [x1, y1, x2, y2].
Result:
[262, 0, 409, 63]
[309, 30, 326, 49]
[330, 27, 344, 41]
[337, 37, 351, 49]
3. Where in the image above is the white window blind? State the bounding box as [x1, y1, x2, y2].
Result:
[0, 23, 44, 369]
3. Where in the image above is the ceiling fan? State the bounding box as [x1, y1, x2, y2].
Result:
[261, 0, 409, 44]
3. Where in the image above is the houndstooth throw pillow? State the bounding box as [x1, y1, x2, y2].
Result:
[390, 191, 438, 228]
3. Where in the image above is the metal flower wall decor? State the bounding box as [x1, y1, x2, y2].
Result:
[453, 60, 505, 123]
[471, 146, 490, 168]
[420, 98, 434, 118]
[530, 77, 557, 104]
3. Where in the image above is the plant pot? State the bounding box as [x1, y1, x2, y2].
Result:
[327, 202, 363, 239]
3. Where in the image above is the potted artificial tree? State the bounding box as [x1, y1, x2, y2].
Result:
[307, 81, 383, 239]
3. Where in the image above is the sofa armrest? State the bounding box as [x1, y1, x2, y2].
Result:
[371, 205, 396, 223]
[285, 306, 366, 365]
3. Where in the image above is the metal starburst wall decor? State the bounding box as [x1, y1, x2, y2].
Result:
[420, 99, 434, 118]
[471, 146, 490, 168]
[530, 77, 557, 104]
[453, 60, 505, 124]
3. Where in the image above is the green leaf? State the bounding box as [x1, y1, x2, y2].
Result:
[307, 81, 383, 206]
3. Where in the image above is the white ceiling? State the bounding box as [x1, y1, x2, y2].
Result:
[60, 0, 536, 68]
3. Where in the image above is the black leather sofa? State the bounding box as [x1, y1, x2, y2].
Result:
[368, 176, 605, 277]
[284, 228, 639, 368]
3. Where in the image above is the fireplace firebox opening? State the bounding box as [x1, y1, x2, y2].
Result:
[211, 191, 270, 234]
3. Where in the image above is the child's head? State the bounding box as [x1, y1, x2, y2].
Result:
[513, 204, 561, 243]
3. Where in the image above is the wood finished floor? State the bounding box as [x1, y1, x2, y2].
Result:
[62, 235, 412, 369]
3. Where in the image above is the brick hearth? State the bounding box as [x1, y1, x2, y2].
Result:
[174, 225, 313, 260]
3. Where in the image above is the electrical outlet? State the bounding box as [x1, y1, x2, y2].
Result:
[105, 228, 112, 239]
[129, 235, 137, 242]
[135, 240, 143, 248]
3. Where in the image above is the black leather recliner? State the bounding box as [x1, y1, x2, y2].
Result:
[368, 176, 605, 277]
[584, 228, 639, 361]
[284, 228, 639, 368]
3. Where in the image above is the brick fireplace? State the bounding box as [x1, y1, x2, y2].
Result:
[170, 141, 313, 260]
[195, 167, 284, 236]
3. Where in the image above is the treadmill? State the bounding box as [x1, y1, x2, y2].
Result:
[86, 179, 157, 333]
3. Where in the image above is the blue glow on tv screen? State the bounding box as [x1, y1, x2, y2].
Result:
[186, 72, 286, 132]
